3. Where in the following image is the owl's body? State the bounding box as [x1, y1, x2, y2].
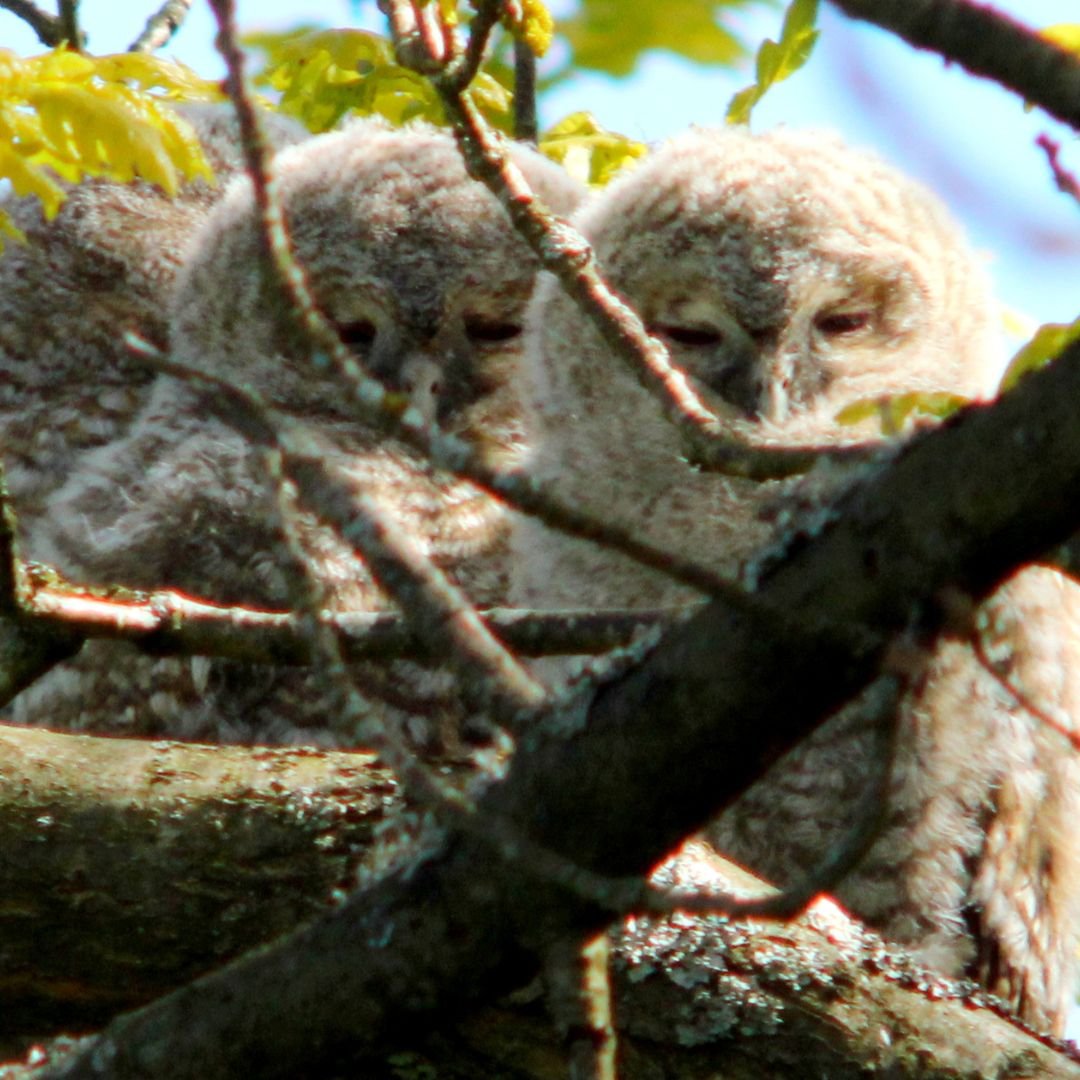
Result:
[12, 119, 583, 748]
[512, 127, 1080, 1033]
[0, 103, 310, 543]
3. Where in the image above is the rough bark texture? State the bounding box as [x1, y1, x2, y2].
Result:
[0, 726, 398, 1052]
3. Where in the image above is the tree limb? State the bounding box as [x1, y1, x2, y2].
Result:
[829, 0, 1080, 130]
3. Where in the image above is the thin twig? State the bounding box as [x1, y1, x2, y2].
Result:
[1036, 133, 1080, 207]
[128, 0, 193, 52]
[0, 0, 66, 46]
[442, 0, 500, 91]
[970, 627, 1080, 751]
[545, 935, 617, 1080]
[21, 583, 691, 663]
[56, 0, 80, 49]
[513, 33, 539, 144]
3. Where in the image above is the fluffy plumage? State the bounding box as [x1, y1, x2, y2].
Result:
[0, 102, 310, 542]
[511, 126, 1080, 1034]
[14, 119, 584, 750]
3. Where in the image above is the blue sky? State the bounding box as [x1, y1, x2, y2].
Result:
[1, 0, 1077, 331]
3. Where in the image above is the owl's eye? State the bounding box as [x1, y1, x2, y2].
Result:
[464, 318, 522, 344]
[336, 319, 377, 349]
[814, 310, 873, 336]
[655, 325, 724, 348]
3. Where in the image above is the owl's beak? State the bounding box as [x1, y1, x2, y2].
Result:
[400, 355, 442, 426]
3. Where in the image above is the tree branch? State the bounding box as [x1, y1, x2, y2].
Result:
[128, 0, 193, 53]
[829, 0, 1080, 130]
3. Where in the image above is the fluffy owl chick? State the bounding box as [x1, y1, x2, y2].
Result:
[512, 126, 1080, 1034]
[18, 119, 584, 748]
[513, 125, 1002, 609]
[0, 101, 309, 544]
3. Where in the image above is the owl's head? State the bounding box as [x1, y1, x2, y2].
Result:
[535, 126, 1001, 451]
[169, 118, 584, 466]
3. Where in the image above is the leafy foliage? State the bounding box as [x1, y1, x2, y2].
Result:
[503, 0, 555, 57]
[1040, 23, 1080, 55]
[539, 111, 645, 185]
[999, 318, 1080, 392]
[244, 27, 513, 134]
[0, 49, 218, 246]
[555, 0, 756, 78]
[727, 0, 819, 125]
[835, 391, 970, 432]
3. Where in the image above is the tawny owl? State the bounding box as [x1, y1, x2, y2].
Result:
[11, 118, 584, 750]
[511, 126, 1080, 1034]
[0, 102, 310, 545]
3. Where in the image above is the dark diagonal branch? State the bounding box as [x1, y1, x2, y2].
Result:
[0, 0, 66, 46]
[830, 0, 1080, 130]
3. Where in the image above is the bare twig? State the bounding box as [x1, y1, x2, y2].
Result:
[829, 0, 1080, 130]
[1037, 133, 1080, 206]
[513, 33, 539, 144]
[545, 935, 617, 1080]
[56, 0, 79, 49]
[442, 0, 500, 91]
[0, 0, 66, 46]
[128, 0, 193, 52]
[13, 577, 692, 668]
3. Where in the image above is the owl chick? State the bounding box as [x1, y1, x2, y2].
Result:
[14, 119, 584, 750]
[0, 101, 310, 547]
[511, 126, 1080, 1034]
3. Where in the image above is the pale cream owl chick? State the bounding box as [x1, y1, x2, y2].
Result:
[512, 126, 1080, 1034]
[0, 102, 309, 546]
[14, 119, 584, 749]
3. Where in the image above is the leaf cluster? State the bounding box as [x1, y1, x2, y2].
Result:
[0, 48, 218, 246]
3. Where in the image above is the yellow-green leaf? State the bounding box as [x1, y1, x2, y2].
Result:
[557, 0, 751, 78]
[1042, 24, 1080, 55]
[836, 391, 969, 432]
[0, 48, 216, 220]
[504, 0, 555, 57]
[727, 0, 819, 125]
[999, 317, 1080, 392]
[243, 27, 513, 134]
[539, 111, 646, 186]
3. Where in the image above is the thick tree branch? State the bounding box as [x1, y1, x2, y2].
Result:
[0, 727, 397, 1051]
[28, 338, 1080, 1078]
[829, 0, 1080, 130]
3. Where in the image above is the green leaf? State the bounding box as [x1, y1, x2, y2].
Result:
[835, 391, 969, 432]
[539, 112, 646, 186]
[727, 0, 818, 125]
[999, 318, 1080, 393]
[243, 28, 513, 134]
[557, 0, 754, 78]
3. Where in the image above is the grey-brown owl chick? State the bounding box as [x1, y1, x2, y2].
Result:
[511, 126, 1080, 1034]
[0, 101, 309, 546]
[15, 119, 584, 749]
